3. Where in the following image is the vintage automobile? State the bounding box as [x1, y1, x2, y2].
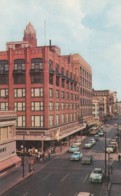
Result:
[68, 145, 80, 153]
[89, 168, 104, 183]
[98, 131, 104, 137]
[106, 146, 115, 153]
[81, 155, 93, 164]
[70, 151, 82, 161]
[94, 135, 99, 141]
[89, 138, 96, 145]
[77, 192, 94, 196]
[84, 142, 93, 149]
[73, 139, 82, 147]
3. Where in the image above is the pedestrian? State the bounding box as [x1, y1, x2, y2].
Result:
[118, 154, 121, 161]
[110, 165, 113, 174]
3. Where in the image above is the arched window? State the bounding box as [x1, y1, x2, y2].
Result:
[31, 58, 43, 69]
[66, 70, 69, 78]
[49, 60, 53, 71]
[14, 59, 25, 70]
[56, 64, 59, 74]
[61, 67, 64, 76]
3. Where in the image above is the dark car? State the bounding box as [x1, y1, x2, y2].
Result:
[81, 155, 93, 164]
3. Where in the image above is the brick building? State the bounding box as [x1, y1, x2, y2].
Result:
[0, 22, 93, 146]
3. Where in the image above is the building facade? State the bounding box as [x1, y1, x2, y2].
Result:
[0, 23, 93, 144]
[0, 111, 20, 174]
[92, 89, 118, 122]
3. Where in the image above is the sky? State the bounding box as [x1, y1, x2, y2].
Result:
[0, 0, 121, 99]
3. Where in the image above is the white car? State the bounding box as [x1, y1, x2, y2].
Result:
[84, 142, 93, 149]
[89, 168, 104, 183]
[89, 138, 96, 145]
[77, 192, 94, 196]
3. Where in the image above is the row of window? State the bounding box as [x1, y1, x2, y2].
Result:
[0, 102, 79, 111]
[80, 67, 92, 81]
[0, 88, 79, 100]
[16, 113, 78, 127]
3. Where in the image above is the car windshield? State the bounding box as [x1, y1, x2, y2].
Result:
[74, 152, 80, 155]
[94, 169, 102, 174]
[71, 146, 77, 148]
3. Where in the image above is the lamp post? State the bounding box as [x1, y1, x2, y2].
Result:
[22, 134, 25, 178]
[104, 131, 109, 196]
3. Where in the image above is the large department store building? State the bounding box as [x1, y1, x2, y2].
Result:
[0, 22, 94, 146]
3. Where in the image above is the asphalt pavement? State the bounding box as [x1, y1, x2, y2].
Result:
[0, 136, 85, 196]
[1, 122, 121, 196]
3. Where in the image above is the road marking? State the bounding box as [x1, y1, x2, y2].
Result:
[43, 172, 52, 180]
[82, 174, 88, 183]
[61, 173, 69, 182]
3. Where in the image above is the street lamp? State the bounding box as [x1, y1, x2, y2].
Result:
[21, 134, 25, 178]
[104, 131, 109, 195]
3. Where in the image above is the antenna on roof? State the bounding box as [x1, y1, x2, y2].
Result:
[44, 20, 46, 46]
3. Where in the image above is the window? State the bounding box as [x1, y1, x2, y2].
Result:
[0, 75, 8, 84]
[49, 115, 54, 126]
[0, 60, 8, 71]
[14, 89, 25, 98]
[61, 103, 64, 110]
[31, 116, 44, 127]
[49, 102, 54, 111]
[14, 75, 25, 84]
[14, 102, 25, 111]
[31, 58, 43, 70]
[61, 91, 65, 99]
[56, 64, 59, 74]
[49, 74, 54, 84]
[49, 60, 53, 71]
[61, 114, 65, 124]
[56, 102, 59, 110]
[31, 102, 43, 111]
[31, 88, 43, 97]
[49, 88, 53, 98]
[0, 103, 8, 111]
[14, 59, 25, 70]
[61, 79, 65, 88]
[56, 90, 59, 98]
[56, 115, 60, 125]
[66, 114, 69, 122]
[56, 76, 59, 86]
[0, 89, 8, 98]
[17, 116, 26, 127]
[66, 81, 69, 89]
[31, 72, 43, 83]
[66, 92, 69, 99]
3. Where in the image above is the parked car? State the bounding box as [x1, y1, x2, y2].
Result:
[94, 135, 99, 141]
[81, 155, 93, 164]
[73, 139, 82, 147]
[89, 168, 104, 183]
[106, 146, 115, 153]
[84, 142, 93, 149]
[70, 151, 82, 161]
[68, 145, 80, 153]
[89, 138, 96, 145]
[77, 192, 94, 196]
[98, 131, 104, 137]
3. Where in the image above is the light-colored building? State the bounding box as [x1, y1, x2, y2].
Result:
[0, 111, 20, 174]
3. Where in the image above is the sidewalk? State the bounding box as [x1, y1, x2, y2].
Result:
[0, 135, 86, 196]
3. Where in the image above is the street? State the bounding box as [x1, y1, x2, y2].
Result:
[2, 118, 121, 196]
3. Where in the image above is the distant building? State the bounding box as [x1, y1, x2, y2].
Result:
[0, 111, 20, 174]
[92, 89, 118, 121]
[0, 22, 93, 147]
